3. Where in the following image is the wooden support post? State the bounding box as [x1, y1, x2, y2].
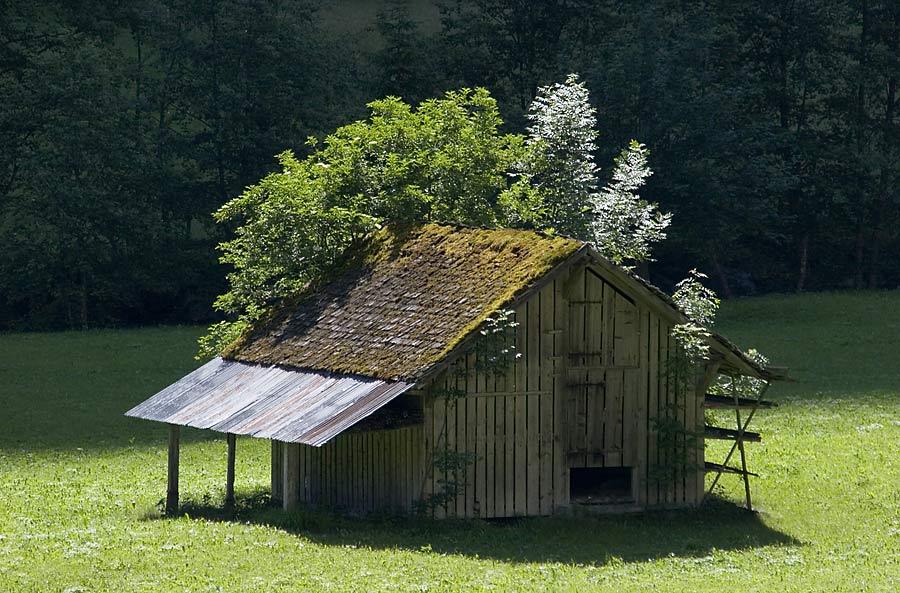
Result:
[695, 357, 722, 503]
[731, 375, 753, 510]
[225, 433, 236, 508]
[166, 424, 180, 516]
[705, 377, 770, 510]
[283, 442, 300, 511]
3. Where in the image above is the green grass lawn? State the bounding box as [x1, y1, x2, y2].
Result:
[1, 291, 899, 592]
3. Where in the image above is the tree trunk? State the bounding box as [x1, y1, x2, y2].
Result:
[711, 250, 733, 299]
[854, 223, 866, 289]
[79, 269, 88, 330]
[796, 231, 809, 292]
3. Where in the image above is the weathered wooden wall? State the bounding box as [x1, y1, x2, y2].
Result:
[273, 261, 703, 516]
[275, 425, 424, 513]
[420, 262, 703, 518]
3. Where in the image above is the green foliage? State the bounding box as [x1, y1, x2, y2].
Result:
[590, 141, 671, 264]
[516, 75, 670, 265]
[472, 309, 521, 376]
[711, 349, 770, 399]
[670, 270, 720, 363]
[201, 89, 526, 356]
[516, 73, 599, 238]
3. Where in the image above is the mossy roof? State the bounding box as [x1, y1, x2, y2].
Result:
[225, 223, 584, 381]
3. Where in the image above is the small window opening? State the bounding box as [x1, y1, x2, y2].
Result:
[570, 467, 633, 504]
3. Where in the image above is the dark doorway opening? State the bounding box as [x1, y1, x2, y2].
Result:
[570, 467, 633, 504]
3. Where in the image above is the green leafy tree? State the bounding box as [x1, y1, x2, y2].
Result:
[515, 73, 599, 238]
[200, 88, 525, 356]
[590, 141, 671, 265]
[517, 74, 670, 264]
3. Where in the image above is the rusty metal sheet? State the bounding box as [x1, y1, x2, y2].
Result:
[125, 357, 414, 446]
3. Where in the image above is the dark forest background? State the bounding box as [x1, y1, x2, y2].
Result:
[1, 0, 897, 330]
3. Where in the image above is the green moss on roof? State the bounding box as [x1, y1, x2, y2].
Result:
[225, 223, 583, 381]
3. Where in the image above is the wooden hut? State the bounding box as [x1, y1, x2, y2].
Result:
[127, 223, 781, 517]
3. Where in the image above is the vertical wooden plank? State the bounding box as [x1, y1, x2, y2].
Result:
[504, 394, 516, 516]
[283, 442, 300, 511]
[355, 434, 363, 512]
[403, 427, 411, 512]
[461, 357, 485, 517]
[374, 432, 383, 511]
[635, 307, 649, 505]
[475, 394, 487, 518]
[472, 353, 485, 517]
[603, 277, 616, 366]
[302, 444, 310, 504]
[380, 430, 388, 511]
[359, 433, 366, 512]
[433, 391, 447, 519]
[526, 391, 540, 515]
[326, 441, 332, 507]
[567, 268, 586, 366]
[539, 284, 555, 515]
[453, 364, 464, 517]
[604, 370, 623, 467]
[340, 437, 348, 510]
[407, 425, 414, 513]
[337, 439, 342, 507]
[299, 445, 308, 504]
[320, 442, 327, 506]
[387, 430, 396, 511]
[314, 444, 320, 506]
[684, 357, 697, 507]
[422, 390, 435, 512]
[584, 273, 602, 467]
[304, 443, 314, 505]
[586, 271, 603, 361]
[345, 436, 352, 510]
[367, 431, 375, 513]
[672, 329, 685, 506]
[659, 321, 672, 505]
[413, 425, 423, 512]
[488, 335, 506, 519]
[399, 428, 407, 512]
[395, 429, 402, 512]
[271, 440, 283, 505]
[591, 370, 605, 466]
[513, 394, 528, 515]
[484, 395, 496, 517]
[166, 424, 179, 516]
[445, 391, 457, 517]
[553, 276, 570, 510]
[622, 369, 637, 467]
[224, 433, 236, 507]
[647, 313, 660, 506]
[494, 395, 506, 516]
[618, 294, 639, 366]
[460, 358, 472, 517]
[526, 297, 541, 515]
[361, 435, 368, 511]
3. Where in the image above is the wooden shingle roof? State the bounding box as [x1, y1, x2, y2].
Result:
[224, 223, 583, 381]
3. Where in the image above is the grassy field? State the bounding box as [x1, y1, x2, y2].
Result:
[1, 291, 899, 592]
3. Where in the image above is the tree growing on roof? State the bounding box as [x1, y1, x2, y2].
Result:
[515, 74, 672, 264]
[199, 78, 673, 356]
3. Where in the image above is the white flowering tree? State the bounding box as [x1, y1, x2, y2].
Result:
[521, 74, 671, 266]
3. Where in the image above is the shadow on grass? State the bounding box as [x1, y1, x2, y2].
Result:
[154, 488, 800, 566]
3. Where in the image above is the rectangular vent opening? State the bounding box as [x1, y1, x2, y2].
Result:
[570, 467, 633, 504]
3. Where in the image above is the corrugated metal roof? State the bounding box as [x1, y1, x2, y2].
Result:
[125, 357, 414, 446]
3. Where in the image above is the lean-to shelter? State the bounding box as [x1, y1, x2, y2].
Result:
[126, 223, 782, 517]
